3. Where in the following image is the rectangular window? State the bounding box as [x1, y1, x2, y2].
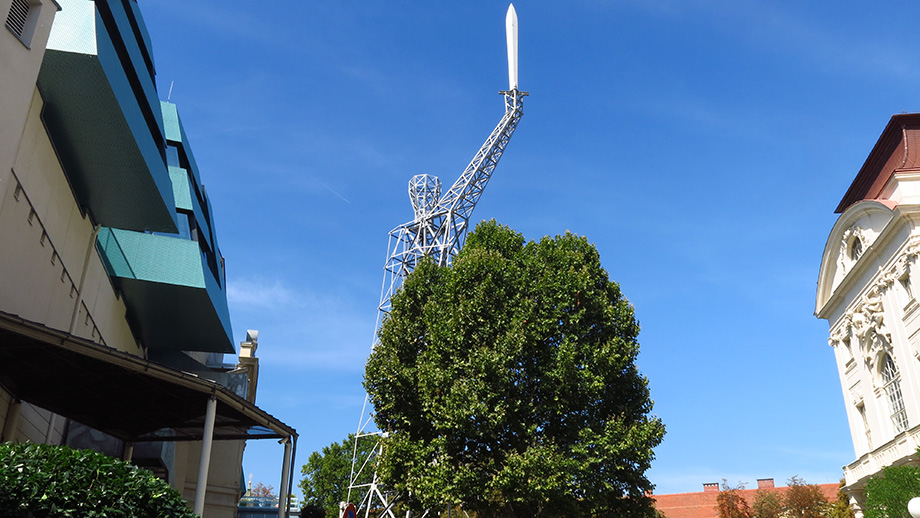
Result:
[883, 355, 909, 434]
[889, 382, 909, 434]
[175, 210, 192, 239]
[166, 144, 180, 168]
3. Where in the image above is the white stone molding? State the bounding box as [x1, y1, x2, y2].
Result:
[829, 317, 850, 348]
[846, 287, 893, 378]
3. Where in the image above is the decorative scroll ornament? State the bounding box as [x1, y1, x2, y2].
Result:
[853, 287, 892, 371]
[905, 242, 920, 262]
[877, 267, 897, 290]
[829, 315, 852, 348]
[826, 240, 920, 382]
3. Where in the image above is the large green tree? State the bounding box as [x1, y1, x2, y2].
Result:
[299, 434, 376, 517]
[364, 220, 666, 517]
[864, 464, 920, 518]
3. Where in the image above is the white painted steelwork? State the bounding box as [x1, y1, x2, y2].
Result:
[348, 5, 527, 517]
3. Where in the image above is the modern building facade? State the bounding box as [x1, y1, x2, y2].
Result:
[1, 0, 295, 516]
[816, 113, 920, 511]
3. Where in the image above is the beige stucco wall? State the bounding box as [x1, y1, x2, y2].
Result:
[175, 440, 247, 518]
[0, 0, 58, 214]
[0, 88, 141, 356]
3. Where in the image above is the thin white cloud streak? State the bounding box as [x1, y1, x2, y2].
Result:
[226, 277, 375, 371]
[227, 278, 298, 309]
[311, 175, 352, 204]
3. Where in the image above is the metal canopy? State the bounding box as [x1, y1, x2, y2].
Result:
[0, 311, 295, 443]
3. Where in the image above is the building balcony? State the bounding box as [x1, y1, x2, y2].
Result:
[37, 0, 175, 233]
[96, 227, 233, 354]
[844, 425, 920, 488]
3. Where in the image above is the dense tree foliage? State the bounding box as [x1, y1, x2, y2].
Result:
[718, 482, 753, 518]
[864, 465, 920, 518]
[785, 476, 829, 518]
[752, 489, 784, 518]
[724, 477, 839, 518]
[300, 503, 327, 518]
[365, 221, 666, 517]
[299, 434, 376, 517]
[827, 480, 855, 518]
[0, 442, 196, 518]
[250, 482, 276, 497]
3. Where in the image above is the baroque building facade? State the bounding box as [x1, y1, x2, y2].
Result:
[816, 113, 920, 510]
[1, 0, 295, 516]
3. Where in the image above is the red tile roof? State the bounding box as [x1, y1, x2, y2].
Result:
[836, 113, 920, 213]
[653, 483, 839, 518]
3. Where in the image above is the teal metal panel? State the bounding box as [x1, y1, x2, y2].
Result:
[161, 101, 202, 187]
[98, 228, 203, 287]
[169, 167, 193, 211]
[127, 0, 156, 77]
[96, 228, 233, 353]
[39, 0, 176, 232]
[100, 0, 163, 137]
[160, 102, 217, 269]
[204, 191, 219, 241]
[161, 102, 181, 142]
[201, 189, 220, 262]
[193, 190, 213, 251]
[180, 121, 203, 187]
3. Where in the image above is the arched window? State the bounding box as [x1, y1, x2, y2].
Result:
[882, 355, 909, 434]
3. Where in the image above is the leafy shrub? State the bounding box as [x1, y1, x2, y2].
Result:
[864, 464, 920, 518]
[0, 442, 197, 518]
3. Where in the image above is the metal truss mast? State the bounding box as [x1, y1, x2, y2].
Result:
[378, 88, 526, 313]
[347, 5, 526, 517]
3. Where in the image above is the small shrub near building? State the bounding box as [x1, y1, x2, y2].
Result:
[0, 442, 197, 518]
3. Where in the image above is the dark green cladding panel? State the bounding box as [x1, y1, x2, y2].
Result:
[97, 228, 234, 353]
[38, 1, 176, 233]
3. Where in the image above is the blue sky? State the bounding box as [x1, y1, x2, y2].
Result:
[134, 0, 920, 496]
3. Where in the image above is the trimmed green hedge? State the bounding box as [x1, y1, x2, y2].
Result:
[0, 442, 197, 518]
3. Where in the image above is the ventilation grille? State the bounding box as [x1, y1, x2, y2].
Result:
[5, 0, 31, 37]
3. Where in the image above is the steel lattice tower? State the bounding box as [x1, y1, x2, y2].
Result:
[347, 5, 526, 517]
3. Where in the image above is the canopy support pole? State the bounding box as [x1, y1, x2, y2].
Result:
[194, 396, 218, 516]
[278, 436, 293, 518]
